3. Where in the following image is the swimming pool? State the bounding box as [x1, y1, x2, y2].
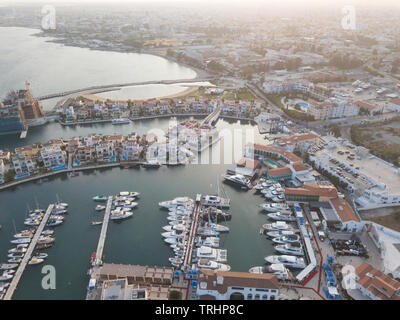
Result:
[263, 158, 282, 169]
[297, 101, 309, 110]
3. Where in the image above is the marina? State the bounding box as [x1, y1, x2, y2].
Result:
[2, 204, 55, 300]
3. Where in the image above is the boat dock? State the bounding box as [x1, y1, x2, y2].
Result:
[94, 196, 113, 266]
[182, 197, 201, 269]
[3, 204, 55, 300]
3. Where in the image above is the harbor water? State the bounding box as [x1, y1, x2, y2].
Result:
[0, 117, 275, 299]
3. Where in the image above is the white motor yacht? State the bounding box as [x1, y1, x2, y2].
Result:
[266, 230, 296, 238]
[196, 246, 227, 262]
[275, 243, 303, 256]
[197, 258, 231, 271]
[272, 234, 301, 244]
[159, 197, 193, 209]
[110, 211, 133, 221]
[267, 211, 295, 222]
[265, 255, 305, 269]
[249, 263, 291, 280]
[263, 221, 294, 231]
[93, 195, 108, 202]
[260, 203, 289, 212]
[222, 174, 250, 189]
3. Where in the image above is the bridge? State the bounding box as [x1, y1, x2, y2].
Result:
[200, 104, 221, 127]
[37, 77, 215, 101]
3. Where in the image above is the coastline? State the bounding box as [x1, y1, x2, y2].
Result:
[82, 85, 201, 103]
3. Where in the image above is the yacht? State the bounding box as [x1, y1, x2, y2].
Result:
[159, 197, 193, 209]
[41, 230, 54, 236]
[162, 224, 188, 232]
[266, 230, 296, 238]
[263, 221, 294, 231]
[260, 203, 289, 212]
[167, 215, 191, 222]
[32, 253, 48, 260]
[161, 230, 186, 238]
[112, 118, 130, 125]
[24, 219, 40, 227]
[272, 196, 285, 203]
[95, 205, 106, 211]
[10, 238, 31, 245]
[38, 236, 55, 244]
[46, 219, 63, 227]
[168, 257, 183, 267]
[196, 236, 220, 248]
[267, 211, 295, 222]
[8, 247, 27, 254]
[93, 195, 108, 202]
[142, 160, 161, 168]
[202, 195, 231, 208]
[272, 234, 301, 244]
[275, 243, 303, 256]
[110, 210, 133, 221]
[119, 191, 140, 198]
[29, 258, 44, 265]
[14, 231, 33, 239]
[7, 253, 24, 259]
[0, 272, 13, 281]
[197, 227, 219, 237]
[223, 174, 250, 189]
[0, 264, 18, 270]
[204, 223, 229, 233]
[196, 246, 227, 262]
[249, 264, 291, 280]
[51, 208, 68, 215]
[264, 255, 306, 269]
[8, 258, 22, 264]
[197, 259, 231, 271]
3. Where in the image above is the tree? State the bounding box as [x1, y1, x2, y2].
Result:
[4, 170, 15, 183]
[168, 290, 182, 300]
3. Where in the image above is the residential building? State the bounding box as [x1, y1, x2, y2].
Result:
[353, 262, 400, 300]
[197, 270, 280, 300]
[11, 154, 36, 175]
[285, 184, 338, 202]
[40, 146, 67, 169]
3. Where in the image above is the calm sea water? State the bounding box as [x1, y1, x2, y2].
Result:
[0, 27, 196, 110]
[0, 28, 274, 299]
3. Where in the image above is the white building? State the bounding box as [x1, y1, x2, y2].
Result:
[197, 270, 280, 300]
[40, 146, 66, 169]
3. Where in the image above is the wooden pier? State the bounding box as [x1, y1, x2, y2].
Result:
[94, 196, 113, 266]
[183, 201, 201, 269]
[3, 204, 54, 300]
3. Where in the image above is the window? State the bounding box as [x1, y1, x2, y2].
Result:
[262, 295, 268, 300]
[254, 294, 260, 300]
[247, 293, 252, 300]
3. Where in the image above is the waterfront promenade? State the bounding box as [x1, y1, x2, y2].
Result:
[3, 204, 55, 300]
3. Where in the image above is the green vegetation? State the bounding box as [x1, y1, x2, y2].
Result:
[168, 290, 182, 300]
[4, 170, 15, 183]
[367, 211, 400, 232]
[351, 122, 400, 166]
[329, 124, 342, 138]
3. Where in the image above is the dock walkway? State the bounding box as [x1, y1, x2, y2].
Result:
[94, 197, 113, 266]
[183, 201, 201, 269]
[3, 204, 55, 300]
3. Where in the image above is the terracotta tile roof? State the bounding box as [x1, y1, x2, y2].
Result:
[237, 157, 260, 169]
[292, 162, 309, 172]
[330, 198, 359, 222]
[285, 184, 338, 198]
[353, 100, 377, 111]
[276, 132, 320, 146]
[355, 262, 400, 300]
[199, 270, 279, 295]
[247, 143, 302, 163]
[390, 98, 400, 106]
[268, 167, 292, 176]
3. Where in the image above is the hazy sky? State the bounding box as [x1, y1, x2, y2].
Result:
[2, 0, 400, 9]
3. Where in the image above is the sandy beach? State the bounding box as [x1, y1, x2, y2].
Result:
[82, 85, 200, 103]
